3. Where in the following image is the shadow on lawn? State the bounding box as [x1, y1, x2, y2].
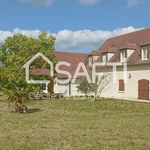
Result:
[28, 108, 41, 113]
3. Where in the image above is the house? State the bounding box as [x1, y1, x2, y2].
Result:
[24, 28, 150, 100]
[54, 51, 89, 96]
[88, 28, 150, 100]
[29, 51, 89, 96]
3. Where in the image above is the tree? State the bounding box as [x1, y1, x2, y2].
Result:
[0, 33, 56, 112]
[77, 77, 91, 96]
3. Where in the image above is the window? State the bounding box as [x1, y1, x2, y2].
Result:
[120, 50, 126, 62]
[141, 48, 149, 61]
[119, 80, 125, 91]
[102, 54, 107, 63]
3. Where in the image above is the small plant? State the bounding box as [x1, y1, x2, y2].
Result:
[90, 73, 112, 100]
[77, 72, 112, 100]
[77, 77, 91, 96]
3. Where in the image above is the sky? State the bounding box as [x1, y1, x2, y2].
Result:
[0, 0, 150, 53]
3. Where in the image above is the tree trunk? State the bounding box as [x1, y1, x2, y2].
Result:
[13, 100, 28, 113]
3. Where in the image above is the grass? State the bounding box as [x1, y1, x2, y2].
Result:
[0, 99, 150, 150]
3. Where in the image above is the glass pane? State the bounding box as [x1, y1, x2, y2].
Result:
[142, 48, 148, 60]
[120, 51, 126, 62]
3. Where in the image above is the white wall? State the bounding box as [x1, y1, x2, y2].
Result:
[99, 64, 150, 100]
[127, 49, 135, 58]
[54, 64, 150, 100]
[54, 79, 84, 96]
[107, 53, 115, 61]
[54, 82, 69, 95]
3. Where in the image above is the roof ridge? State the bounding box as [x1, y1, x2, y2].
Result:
[107, 28, 149, 40]
[55, 51, 88, 55]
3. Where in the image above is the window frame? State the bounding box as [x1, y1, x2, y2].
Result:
[120, 50, 127, 63]
[141, 47, 149, 61]
[101, 53, 108, 63]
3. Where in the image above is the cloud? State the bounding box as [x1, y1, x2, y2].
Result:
[127, 0, 139, 6]
[80, 0, 101, 5]
[54, 26, 141, 51]
[127, 0, 147, 6]
[20, 0, 53, 6]
[0, 28, 41, 42]
[0, 26, 142, 52]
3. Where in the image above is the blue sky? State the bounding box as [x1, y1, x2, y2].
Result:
[0, 0, 150, 52]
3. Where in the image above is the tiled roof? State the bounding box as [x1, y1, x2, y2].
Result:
[97, 28, 150, 65]
[30, 51, 89, 79]
[89, 50, 101, 56]
[118, 43, 137, 50]
[54, 51, 88, 64]
[55, 51, 89, 79]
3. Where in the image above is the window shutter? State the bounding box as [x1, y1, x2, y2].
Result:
[119, 80, 125, 91]
[148, 48, 149, 59]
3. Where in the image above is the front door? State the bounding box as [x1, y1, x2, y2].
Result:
[138, 79, 149, 100]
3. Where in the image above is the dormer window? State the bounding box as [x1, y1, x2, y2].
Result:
[120, 50, 127, 63]
[141, 47, 148, 61]
[102, 53, 107, 63]
[88, 50, 101, 65]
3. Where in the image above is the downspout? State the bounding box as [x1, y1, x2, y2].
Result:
[69, 80, 71, 96]
[69, 77, 73, 96]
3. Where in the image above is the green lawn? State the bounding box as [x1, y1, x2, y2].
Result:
[0, 99, 150, 150]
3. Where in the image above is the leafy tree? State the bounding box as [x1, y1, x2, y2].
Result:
[0, 33, 56, 112]
[77, 77, 91, 96]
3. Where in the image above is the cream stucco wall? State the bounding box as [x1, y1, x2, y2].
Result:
[99, 64, 150, 100]
[54, 79, 84, 96]
[54, 82, 69, 95]
[54, 64, 150, 100]
[127, 49, 135, 58]
[107, 53, 115, 61]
